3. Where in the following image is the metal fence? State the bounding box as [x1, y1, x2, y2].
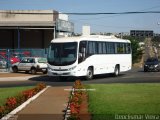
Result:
[0, 49, 48, 72]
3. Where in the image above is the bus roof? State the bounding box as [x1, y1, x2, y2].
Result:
[51, 35, 131, 43]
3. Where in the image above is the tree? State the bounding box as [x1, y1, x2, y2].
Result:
[123, 36, 143, 64]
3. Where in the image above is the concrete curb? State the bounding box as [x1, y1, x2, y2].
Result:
[64, 87, 74, 120]
[1, 86, 50, 120]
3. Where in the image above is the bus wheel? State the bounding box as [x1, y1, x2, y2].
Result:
[86, 67, 93, 80]
[114, 65, 119, 77]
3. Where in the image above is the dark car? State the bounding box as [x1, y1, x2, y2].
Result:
[144, 58, 160, 72]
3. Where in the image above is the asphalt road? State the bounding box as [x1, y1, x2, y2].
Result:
[0, 67, 160, 87]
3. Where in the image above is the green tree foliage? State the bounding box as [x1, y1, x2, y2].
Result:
[152, 36, 160, 47]
[123, 36, 143, 64]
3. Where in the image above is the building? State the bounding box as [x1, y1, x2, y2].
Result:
[57, 13, 74, 38]
[82, 25, 90, 36]
[0, 10, 74, 49]
[130, 30, 154, 37]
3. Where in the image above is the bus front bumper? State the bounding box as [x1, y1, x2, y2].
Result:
[47, 69, 78, 77]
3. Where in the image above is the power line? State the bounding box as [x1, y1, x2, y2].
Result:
[73, 19, 155, 30]
[69, 5, 160, 32]
[72, 5, 160, 21]
[1, 11, 160, 15]
[65, 11, 160, 15]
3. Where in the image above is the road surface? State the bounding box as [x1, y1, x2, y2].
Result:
[0, 67, 160, 88]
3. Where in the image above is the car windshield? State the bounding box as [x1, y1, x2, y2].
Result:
[146, 58, 158, 62]
[48, 42, 77, 66]
[38, 58, 47, 63]
[145, 58, 159, 65]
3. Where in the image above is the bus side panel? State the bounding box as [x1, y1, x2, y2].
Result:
[77, 54, 131, 76]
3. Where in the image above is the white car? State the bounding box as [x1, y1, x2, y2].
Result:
[12, 57, 47, 74]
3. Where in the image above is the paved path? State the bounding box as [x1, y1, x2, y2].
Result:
[0, 73, 43, 81]
[15, 86, 71, 120]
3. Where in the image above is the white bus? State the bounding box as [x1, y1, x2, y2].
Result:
[47, 35, 132, 80]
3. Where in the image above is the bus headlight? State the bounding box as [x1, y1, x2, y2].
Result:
[68, 66, 76, 71]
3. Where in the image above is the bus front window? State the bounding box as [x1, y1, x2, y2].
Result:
[48, 42, 77, 66]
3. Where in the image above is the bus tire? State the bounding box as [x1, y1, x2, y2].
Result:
[114, 65, 119, 77]
[31, 68, 37, 74]
[12, 66, 18, 73]
[85, 67, 93, 80]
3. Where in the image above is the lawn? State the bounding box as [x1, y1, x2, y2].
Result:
[0, 86, 34, 106]
[87, 84, 160, 120]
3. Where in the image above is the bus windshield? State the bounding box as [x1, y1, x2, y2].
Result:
[48, 42, 77, 66]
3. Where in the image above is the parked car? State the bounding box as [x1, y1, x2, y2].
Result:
[12, 57, 47, 74]
[0, 52, 20, 64]
[144, 57, 160, 72]
[0, 55, 7, 69]
[12, 51, 31, 60]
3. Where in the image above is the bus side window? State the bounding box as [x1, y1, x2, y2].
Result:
[79, 41, 87, 52]
[127, 43, 131, 54]
[98, 42, 103, 54]
[78, 41, 87, 63]
[107, 42, 115, 54]
[116, 43, 125, 54]
[87, 41, 97, 56]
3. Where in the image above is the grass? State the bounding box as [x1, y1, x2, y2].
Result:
[87, 84, 160, 120]
[0, 86, 34, 106]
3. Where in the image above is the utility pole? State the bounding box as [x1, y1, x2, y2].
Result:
[17, 27, 20, 49]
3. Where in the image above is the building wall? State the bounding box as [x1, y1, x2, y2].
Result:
[59, 13, 68, 21]
[0, 10, 57, 22]
[21, 29, 43, 48]
[0, 10, 57, 49]
[0, 29, 54, 49]
[0, 10, 73, 49]
[0, 29, 13, 48]
[44, 30, 54, 47]
[130, 30, 154, 37]
[82, 26, 90, 36]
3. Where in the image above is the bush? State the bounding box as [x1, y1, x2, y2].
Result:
[0, 106, 5, 118]
[0, 83, 46, 119]
[123, 36, 143, 64]
[67, 80, 86, 120]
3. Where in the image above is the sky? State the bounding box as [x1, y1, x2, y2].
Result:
[0, 0, 160, 34]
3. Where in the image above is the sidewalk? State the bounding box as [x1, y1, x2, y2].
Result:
[14, 86, 71, 120]
[0, 73, 43, 81]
